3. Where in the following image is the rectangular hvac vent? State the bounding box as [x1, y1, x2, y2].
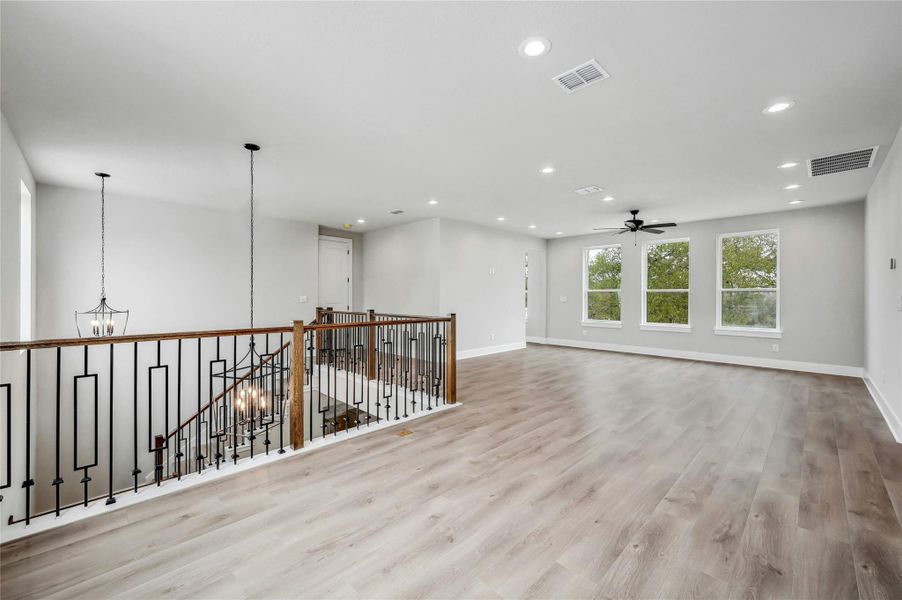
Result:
[552, 59, 610, 94]
[807, 146, 878, 177]
[574, 185, 604, 195]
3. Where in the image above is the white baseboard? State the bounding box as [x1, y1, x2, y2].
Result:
[863, 373, 902, 443]
[458, 342, 526, 360]
[526, 336, 547, 344]
[527, 337, 863, 378]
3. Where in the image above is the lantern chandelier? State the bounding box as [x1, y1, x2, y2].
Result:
[75, 172, 129, 338]
[212, 143, 288, 457]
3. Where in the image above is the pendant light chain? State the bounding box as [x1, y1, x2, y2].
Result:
[249, 148, 255, 330]
[100, 175, 106, 299]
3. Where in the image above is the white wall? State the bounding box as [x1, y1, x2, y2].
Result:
[544, 202, 866, 373]
[36, 184, 318, 338]
[0, 112, 36, 525]
[363, 218, 441, 316]
[438, 219, 544, 354]
[865, 124, 902, 439]
[363, 217, 545, 355]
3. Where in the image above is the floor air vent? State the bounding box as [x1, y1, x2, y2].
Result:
[552, 60, 610, 94]
[807, 146, 878, 177]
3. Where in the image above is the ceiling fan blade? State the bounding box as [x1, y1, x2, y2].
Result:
[651, 223, 677, 228]
[592, 227, 626, 231]
[615, 228, 630, 235]
[642, 228, 665, 234]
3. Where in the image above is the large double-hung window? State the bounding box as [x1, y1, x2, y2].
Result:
[716, 230, 780, 337]
[583, 244, 622, 326]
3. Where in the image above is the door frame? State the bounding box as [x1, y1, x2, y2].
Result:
[317, 235, 353, 310]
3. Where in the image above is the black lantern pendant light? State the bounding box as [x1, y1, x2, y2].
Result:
[75, 172, 129, 337]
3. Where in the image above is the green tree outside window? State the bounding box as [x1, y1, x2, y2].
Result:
[645, 240, 690, 325]
[720, 232, 778, 328]
[585, 246, 621, 321]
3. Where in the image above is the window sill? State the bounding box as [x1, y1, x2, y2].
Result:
[581, 320, 622, 329]
[714, 327, 782, 339]
[641, 324, 692, 333]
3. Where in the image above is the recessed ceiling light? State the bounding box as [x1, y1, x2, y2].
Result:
[763, 100, 795, 114]
[602, 196, 614, 202]
[357, 219, 366, 224]
[540, 166, 556, 174]
[788, 200, 803, 205]
[497, 217, 506, 221]
[783, 184, 801, 190]
[518, 37, 551, 58]
[778, 161, 799, 169]
[428, 199, 438, 205]
[528, 224, 537, 229]
[555, 231, 563, 235]
[651, 219, 661, 223]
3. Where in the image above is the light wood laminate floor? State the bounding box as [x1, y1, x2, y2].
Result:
[3, 345, 902, 599]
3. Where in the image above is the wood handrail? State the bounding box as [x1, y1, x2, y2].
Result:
[0, 318, 450, 352]
[0, 326, 293, 352]
[164, 340, 292, 441]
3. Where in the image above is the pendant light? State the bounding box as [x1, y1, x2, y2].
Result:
[211, 143, 288, 462]
[75, 173, 129, 337]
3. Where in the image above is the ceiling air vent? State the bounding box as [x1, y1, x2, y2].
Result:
[575, 185, 604, 195]
[552, 60, 610, 94]
[389, 209, 404, 215]
[807, 146, 878, 177]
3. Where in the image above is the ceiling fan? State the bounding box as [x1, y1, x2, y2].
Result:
[593, 209, 677, 236]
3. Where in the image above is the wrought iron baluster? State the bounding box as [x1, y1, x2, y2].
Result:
[52, 348, 62, 515]
[106, 343, 115, 504]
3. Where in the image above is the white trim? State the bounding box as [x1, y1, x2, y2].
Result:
[641, 324, 692, 333]
[863, 373, 902, 443]
[714, 327, 783, 339]
[526, 336, 547, 344]
[0, 402, 461, 543]
[716, 229, 780, 332]
[641, 237, 691, 329]
[538, 337, 862, 377]
[317, 235, 353, 310]
[457, 341, 526, 360]
[583, 243, 622, 324]
[581, 320, 622, 329]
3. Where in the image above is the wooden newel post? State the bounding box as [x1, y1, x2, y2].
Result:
[290, 320, 305, 449]
[367, 308, 376, 380]
[446, 313, 457, 404]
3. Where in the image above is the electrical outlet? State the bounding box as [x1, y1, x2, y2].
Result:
[582, 329, 588, 336]
[490, 333, 495, 341]
[896, 295, 902, 312]
[489, 267, 495, 276]
[560, 296, 568, 303]
[771, 343, 779, 352]
[299, 295, 308, 303]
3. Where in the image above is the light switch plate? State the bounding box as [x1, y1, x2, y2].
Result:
[560, 296, 568, 302]
[299, 295, 308, 303]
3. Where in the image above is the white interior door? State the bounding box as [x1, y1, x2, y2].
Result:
[318, 237, 352, 310]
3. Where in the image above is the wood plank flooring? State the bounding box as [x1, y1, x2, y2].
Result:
[2, 344, 902, 599]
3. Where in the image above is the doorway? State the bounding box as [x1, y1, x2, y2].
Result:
[318, 236, 353, 310]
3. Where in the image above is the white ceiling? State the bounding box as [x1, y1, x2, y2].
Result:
[2, 1, 901, 237]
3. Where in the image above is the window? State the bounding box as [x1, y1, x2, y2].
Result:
[20, 181, 32, 342]
[583, 244, 621, 326]
[642, 238, 690, 331]
[717, 229, 780, 337]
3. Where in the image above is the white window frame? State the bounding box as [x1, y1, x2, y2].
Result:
[715, 228, 781, 338]
[641, 237, 691, 333]
[582, 244, 622, 328]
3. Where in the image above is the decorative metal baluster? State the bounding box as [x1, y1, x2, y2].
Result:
[132, 342, 141, 490]
[232, 337, 238, 464]
[196, 338, 204, 471]
[106, 343, 116, 504]
[52, 348, 63, 515]
[74, 345, 99, 505]
[175, 339, 184, 479]
[23, 349, 34, 525]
